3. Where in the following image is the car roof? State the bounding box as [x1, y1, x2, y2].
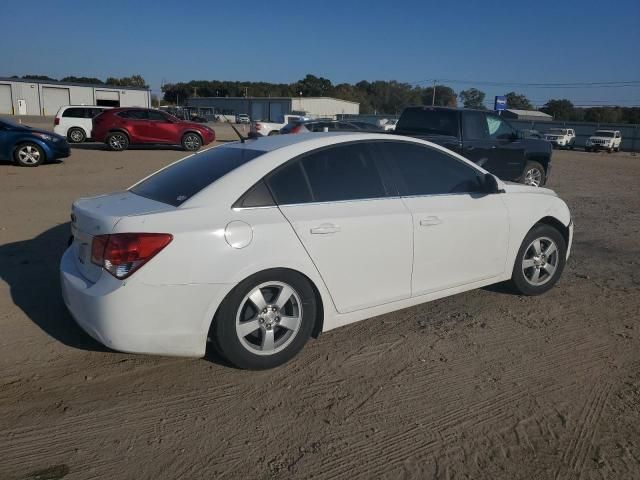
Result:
[225, 131, 383, 152]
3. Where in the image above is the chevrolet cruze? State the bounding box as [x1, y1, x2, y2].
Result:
[60, 133, 573, 369]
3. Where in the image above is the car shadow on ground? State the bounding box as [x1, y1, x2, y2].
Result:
[0, 222, 235, 366]
[71, 143, 188, 152]
[0, 223, 107, 352]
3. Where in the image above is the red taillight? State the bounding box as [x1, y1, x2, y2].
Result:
[54, 117, 60, 125]
[91, 233, 173, 279]
[290, 125, 301, 134]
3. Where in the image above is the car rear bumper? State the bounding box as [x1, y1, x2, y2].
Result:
[60, 247, 229, 357]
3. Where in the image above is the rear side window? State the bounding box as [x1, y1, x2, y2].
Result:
[267, 143, 386, 204]
[131, 147, 266, 206]
[380, 141, 482, 195]
[462, 111, 489, 140]
[62, 108, 87, 118]
[119, 110, 148, 120]
[396, 108, 459, 137]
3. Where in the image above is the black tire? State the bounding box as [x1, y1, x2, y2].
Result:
[211, 269, 317, 370]
[67, 127, 86, 143]
[106, 132, 129, 151]
[181, 132, 202, 151]
[13, 143, 45, 167]
[521, 160, 546, 187]
[268, 130, 279, 136]
[509, 223, 567, 296]
[585, 147, 591, 152]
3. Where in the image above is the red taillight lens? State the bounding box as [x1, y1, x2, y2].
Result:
[91, 233, 173, 279]
[54, 117, 60, 125]
[291, 125, 301, 134]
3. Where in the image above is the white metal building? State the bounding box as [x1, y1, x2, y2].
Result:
[185, 96, 359, 122]
[0, 77, 151, 116]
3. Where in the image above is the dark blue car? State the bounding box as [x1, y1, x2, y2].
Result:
[0, 118, 70, 167]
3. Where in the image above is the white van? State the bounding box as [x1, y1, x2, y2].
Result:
[53, 106, 111, 143]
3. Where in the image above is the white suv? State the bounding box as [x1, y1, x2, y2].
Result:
[585, 130, 622, 153]
[54, 106, 111, 143]
[544, 128, 576, 149]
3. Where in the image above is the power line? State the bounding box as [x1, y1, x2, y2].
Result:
[413, 78, 640, 88]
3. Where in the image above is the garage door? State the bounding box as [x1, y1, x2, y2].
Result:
[0, 84, 12, 114]
[42, 87, 70, 116]
[95, 90, 120, 107]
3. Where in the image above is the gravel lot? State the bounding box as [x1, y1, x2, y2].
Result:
[1, 139, 639, 479]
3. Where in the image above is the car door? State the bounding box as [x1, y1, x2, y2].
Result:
[486, 113, 527, 181]
[147, 110, 178, 143]
[120, 110, 151, 142]
[460, 110, 505, 176]
[379, 141, 509, 296]
[266, 142, 413, 314]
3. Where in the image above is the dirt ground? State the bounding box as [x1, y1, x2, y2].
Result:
[1, 140, 639, 480]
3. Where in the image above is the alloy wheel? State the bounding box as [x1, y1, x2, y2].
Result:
[524, 168, 543, 187]
[521, 236, 559, 286]
[235, 281, 303, 356]
[70, 130, 84, 142]
[17, 145, 41, 165]
[109, 134, 127, 150]
[183, 134, 201, 151]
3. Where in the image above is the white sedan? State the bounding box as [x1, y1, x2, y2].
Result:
[60, 133, 573, 369]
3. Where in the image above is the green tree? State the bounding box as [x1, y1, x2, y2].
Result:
[22, 75, 57, 81]
[540, 99, 574, 120]
[459, 88, 486, 109]
[505, 91, 533, 110]
[421, 85, 457, 107]
[61, 76, 104, 84]
[106, 75, 148, 88]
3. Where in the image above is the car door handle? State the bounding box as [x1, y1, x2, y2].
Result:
[419, 216, 442, 227]
[310, 223, 341, 234]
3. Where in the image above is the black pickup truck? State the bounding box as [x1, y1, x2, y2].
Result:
[394, 106, 552, 186]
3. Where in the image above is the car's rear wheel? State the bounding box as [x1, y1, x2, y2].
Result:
[106, 132, 129, 151]
[13, 143, 45, 167]
[522, 161, 546, 187]
[509, 224, 567, 296]
[68, 128, 86, 143]
[211, 269, 317, 370]
[182, 133, 202, 151]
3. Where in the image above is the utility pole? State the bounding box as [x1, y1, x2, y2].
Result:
[431, 80, 436, 106]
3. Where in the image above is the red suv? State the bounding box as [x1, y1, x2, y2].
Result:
[92, 108, 215, 151]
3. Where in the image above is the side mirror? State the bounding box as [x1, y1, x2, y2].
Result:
[482, 173, 501, 194]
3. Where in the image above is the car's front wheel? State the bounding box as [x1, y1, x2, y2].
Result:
[14, 143, 45, 167]
[106, 132, 129, 151]
[509, 224, 567, 295]
[211, 269, 317, 369]
[522, 161, 546, 187]
[68, 128, 86, 143]
[182, 133, 202, 151]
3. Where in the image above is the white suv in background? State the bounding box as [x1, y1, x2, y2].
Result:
[544, 128, 576, 149]
[585, 130, 622, 153]
[54, 106, 111, 143]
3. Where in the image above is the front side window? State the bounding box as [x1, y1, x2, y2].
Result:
[486, 114, 516, 140]
[131, 146, 266, 206]
[119, 110, 148, 120]
[267, 143, 386, 204]
[380, 141, 483, 196]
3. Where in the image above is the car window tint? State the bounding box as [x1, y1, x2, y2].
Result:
[396, 108, 459, 136]
[300, 143, 386, 202]
[233, 180, 275, 208]
[119, 110, 147, 120]
[267, 161, 313, 205]
[148, 110, 167, 121]
[62, 108, 86, 118]
[381, 141, 482, 195]
[131, 147, 266, 206]
[462, 111, 489, 140]
[486, 115, 515, 140]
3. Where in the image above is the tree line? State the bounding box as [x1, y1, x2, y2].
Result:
[162, 75, 639, 124]
[8, 74, 148, 88]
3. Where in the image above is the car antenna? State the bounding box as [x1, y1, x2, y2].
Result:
[222, 114, 246, 143]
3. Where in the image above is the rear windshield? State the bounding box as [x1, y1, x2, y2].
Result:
[130, 146, 266, 206]
[594, 131, 614, 137]
[396, 108, 459, 137]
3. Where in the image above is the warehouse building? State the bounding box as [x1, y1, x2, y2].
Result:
[0, 77, 151, 116]
[185, 96, 359, 122]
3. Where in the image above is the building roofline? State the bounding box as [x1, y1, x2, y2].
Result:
[0, 77, 150, 91]
[188, 96, 360, 105]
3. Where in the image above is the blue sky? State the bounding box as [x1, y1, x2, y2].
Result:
[2, 0, 639, 107]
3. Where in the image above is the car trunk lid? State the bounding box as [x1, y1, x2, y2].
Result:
[70, 191, 173, 283]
